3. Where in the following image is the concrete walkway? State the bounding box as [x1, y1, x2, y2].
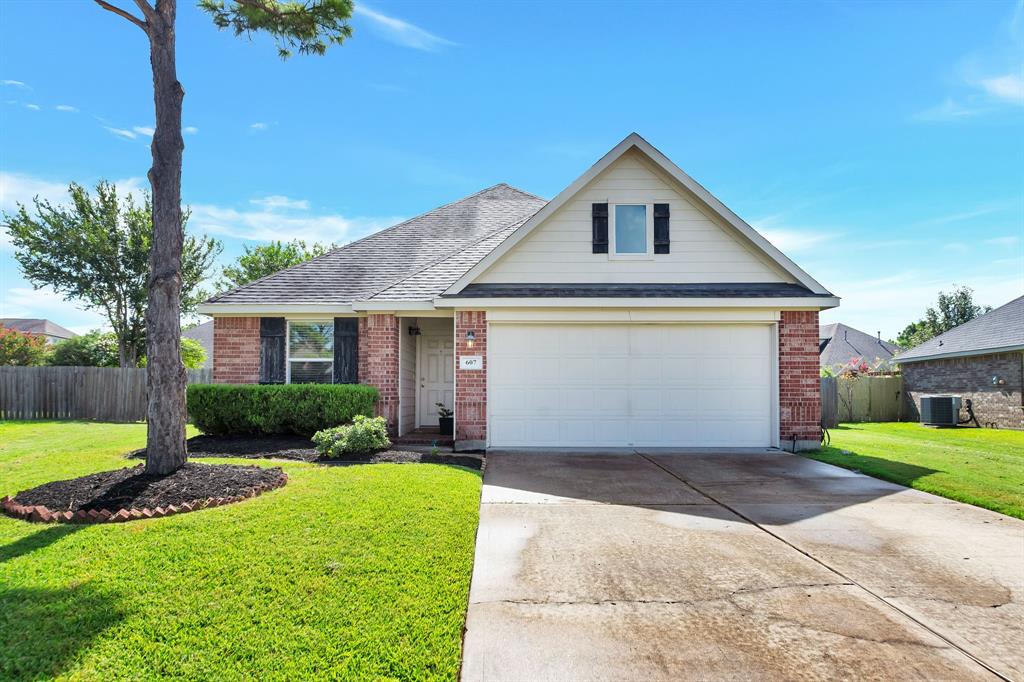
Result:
[461, 450, 1023, 681]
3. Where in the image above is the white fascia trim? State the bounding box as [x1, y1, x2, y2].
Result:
[198, 303, 356, 315]
[894, 344, 1024, 364]
[352, 300, 438, 312]
[443, 132, 833, 296]
[435, 296, 840, 309]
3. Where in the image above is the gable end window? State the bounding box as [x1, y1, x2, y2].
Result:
[288, 320, 334, 383]
[610, 203, 654, 258]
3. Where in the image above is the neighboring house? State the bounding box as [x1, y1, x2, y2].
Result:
[819, 322, 900, 373]
[182, 320, 213, 369]
[896, 295, 1023, 430]
[0, 318, 77, 344]
[199, 134, 839, 451]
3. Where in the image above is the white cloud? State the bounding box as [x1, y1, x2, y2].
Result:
[943, 242, 970, 253]
[249, 122, 269, 132]
[55, 104, 78, 112]
[188, 197, 402, 244]
[912, 98, 985, 122]
[249, 195, 309, 211]
[24, 103, 40, 111]
[132, 125, 155, 137]
[984, 235, 1021, 247]
[916, 202, 1009, 225]
[354, 4, 455, 51]
[0, 285, 107, 331]
[184, 126, 199, 135]
[1, 80, 28, 88]
[979, 73, 1024, 104]
[105, 126, 137, 140]
[0, 171, 68, 212]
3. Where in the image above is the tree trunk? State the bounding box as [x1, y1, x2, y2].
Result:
[144, 0, 187, 475]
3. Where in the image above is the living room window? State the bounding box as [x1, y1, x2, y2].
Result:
[287, 320, 334, 383]
[611, 203, 653, 257]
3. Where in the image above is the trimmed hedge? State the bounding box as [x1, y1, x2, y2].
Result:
[187, 384, 379, 436]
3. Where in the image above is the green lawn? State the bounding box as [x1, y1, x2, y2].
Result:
[0, 421, 482, 681]
[806, 422, 1024, 519]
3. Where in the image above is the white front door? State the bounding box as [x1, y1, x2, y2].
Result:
[418, 334, 455, 427]
[488, 323, 774, 448]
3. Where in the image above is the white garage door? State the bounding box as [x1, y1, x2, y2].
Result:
[488, 324, 774, 448]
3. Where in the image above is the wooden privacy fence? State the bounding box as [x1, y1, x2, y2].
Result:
[0, 366, 212, 422]
[820, 375, 903, 427]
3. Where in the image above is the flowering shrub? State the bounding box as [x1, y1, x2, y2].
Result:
[312, 415, 391, 457]
[0, 326, 51, 366]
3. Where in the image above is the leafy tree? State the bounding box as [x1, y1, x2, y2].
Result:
[50, 331, 121, 367]
[93, 0, 353, 474]
[218, 239, 333, 291]
[141, 338, 206, 369]
[4, 182, 221, 368]
[896, 286, 992, 348]
[0, 327, 51, 366]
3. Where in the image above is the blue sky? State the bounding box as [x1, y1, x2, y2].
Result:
[1, 0, 1021, 340]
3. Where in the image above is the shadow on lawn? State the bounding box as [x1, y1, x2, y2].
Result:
[812, 446, 941, 484]
[0, 524, 83, 564]
[0, 584, 124, 682]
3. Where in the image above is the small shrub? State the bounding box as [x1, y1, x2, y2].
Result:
[187, 384, 379, 436]
[313, 415, 391, 457]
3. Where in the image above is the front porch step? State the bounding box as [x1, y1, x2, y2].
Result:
[394, 427, 454, 447]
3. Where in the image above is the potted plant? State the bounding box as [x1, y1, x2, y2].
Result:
[436, 402, 454, 436]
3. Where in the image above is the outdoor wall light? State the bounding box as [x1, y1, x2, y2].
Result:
[992, 375, 1006, 386]
[408, 326, 421, 336]
[465, 330, 476, 348]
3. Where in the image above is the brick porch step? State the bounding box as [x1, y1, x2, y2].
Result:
[394, 427, 454, 447]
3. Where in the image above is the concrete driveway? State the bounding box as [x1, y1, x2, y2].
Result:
[461, 450, 1023, 681]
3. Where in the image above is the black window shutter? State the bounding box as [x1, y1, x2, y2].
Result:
[333, 318, 359, 384]
[654, 203, 670, 254]
[592, 203, 608, 254]
[259, 317, 286, 384]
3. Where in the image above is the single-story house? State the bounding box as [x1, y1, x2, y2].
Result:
[199, 134, 839, 451]
[896, 295, 1023, 429]
[0, 318, 77, 344]
[182, 320, 213, 369]
[819, 322, 900, 373]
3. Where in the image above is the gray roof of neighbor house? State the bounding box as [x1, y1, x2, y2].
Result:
[0, 318, 77, 340]
[205, 184, 547, 305]
[819, 322, 900, 369]
[895, 295, 1024, 363]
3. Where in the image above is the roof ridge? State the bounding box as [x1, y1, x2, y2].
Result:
[366, 209, 540, 300]
[205, 183, 539, 304]
[900, 294, 1024, 356]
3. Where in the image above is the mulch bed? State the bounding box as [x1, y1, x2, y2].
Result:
[2, 462, 287, 524]
[130, 434, 484, 470]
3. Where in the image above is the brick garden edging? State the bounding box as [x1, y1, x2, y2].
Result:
[1, 470, 288, 524]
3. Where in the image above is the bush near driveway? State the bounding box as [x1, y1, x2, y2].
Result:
[806, 422, 1024, 519]
[313, 415, 392, 457]
[0, 421, 481, 681]
[187, 383, 378, 436]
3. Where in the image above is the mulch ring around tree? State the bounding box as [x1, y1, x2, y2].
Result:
[2, 462, 287, 524]
[130, 434, 484, 470]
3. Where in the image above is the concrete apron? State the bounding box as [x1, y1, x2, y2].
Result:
[461, 450, 1024, 682]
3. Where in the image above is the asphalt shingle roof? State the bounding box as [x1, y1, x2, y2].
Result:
[819, 322, 900, 370]
[895, 295, 1024, 363]
[0, 318, 77, 340]
[206, 184, 547, 305]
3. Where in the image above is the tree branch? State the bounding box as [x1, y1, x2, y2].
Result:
[94, 0, 148, 31]
[132, 0, 157, 22]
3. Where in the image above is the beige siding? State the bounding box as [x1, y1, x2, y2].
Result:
[477, 149, 793, 284]
[398, 316, 417, 436]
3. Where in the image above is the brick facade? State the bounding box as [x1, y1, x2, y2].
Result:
[212, 317, 259, 384]
[454, 311, 487, 445]
[358, 314, 400, 432]
[779, 310, 821, 449]
[902, 351, 1023, 430]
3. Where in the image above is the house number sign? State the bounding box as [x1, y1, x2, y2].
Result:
[459, 356, 483, 370]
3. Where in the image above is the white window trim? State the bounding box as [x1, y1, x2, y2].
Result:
[609, 202, 655, 260]
[285, 319, 334, 384]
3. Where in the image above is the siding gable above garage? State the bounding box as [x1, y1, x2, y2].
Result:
[446, 133, 832, 296]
